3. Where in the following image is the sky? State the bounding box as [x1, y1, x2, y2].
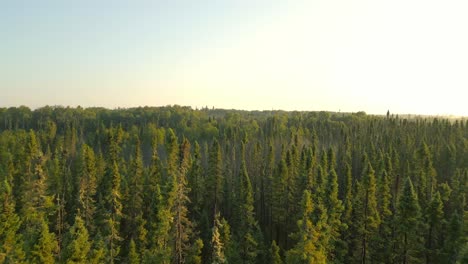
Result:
[1, 0, 468, 116]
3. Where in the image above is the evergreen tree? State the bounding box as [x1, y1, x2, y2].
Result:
[206, 139, 223, 220]
[171, 137, 196, 264]
[237, 143, 260, 263]
[425, 191, 444, 263]
[128, 239, 140, 264]
[76, 144, 97, 233]
[31, 220, 59, 264]
[353, 161, 380, 263]
[324, 168, 345, 261]
[269, 240, 283, 264]
[97, 128, 124, 264]
[372, 168, 394, 262]
[272, 157, 288, 248]
[122, 137, 147, 256]
[396, 177, 423, 264]
[187, 238, 203, 264]
[210, 214, 226, 264]
[286, 190, 326, 264]
[188, 141, 205, 223]
[0, 180, 25, 263]
[63, 214, 92, 264]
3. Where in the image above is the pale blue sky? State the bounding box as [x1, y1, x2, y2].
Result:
[1, 0, 467, 115]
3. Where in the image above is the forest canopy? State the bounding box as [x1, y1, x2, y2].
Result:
[0, 105, 466, 263]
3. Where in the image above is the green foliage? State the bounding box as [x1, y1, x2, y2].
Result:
[286, 190, 326, 264]
[0, 180, 25, 263]
[237, 143, 260, 263]
[128, 239, 140, 264]
[31, 220, 59, 264]
[0, 106, 466, 263]
[269, 240, 283, 264]
[210, 214, 226, 264]
[396, 177, 424, 263]
[63, 215, 91, 264]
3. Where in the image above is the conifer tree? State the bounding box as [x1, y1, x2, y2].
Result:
[122, 137, 147, 255]
[237, 142, 260, 263]
[188, 141, 205, 222]
[171, 137, 196, 264]
[0, 180, 25, 263]
[425, 191, 444, 263]
[76, 144, 97, 232]
[31, 220, 59, 264]
[63, 214, 92, 263]
[210, 214, 226, 264]
[324, 168, 345, 261]
[286, 190, 326, 264]
[206, 139, 223, 220]
[353, 161, 380, 263]
[269, 240, 283, 264]
[97, 128, 124, 264]
[372, 168, 394, 262]
[128, 239, 140, 264]
[272, 157, 288, 248]
[396, 177, 423, 264]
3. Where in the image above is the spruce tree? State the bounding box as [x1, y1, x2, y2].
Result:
[396, 177, 423, 264]
[206, 139, 223, 220]
[122, 137, 147, 256]
[76, 144, 97, 233]
[210, 213, 226, 264]
[425, 191, 444, 263]
[237, 143, 260, 263]
[128, 239, 140, 264]
[269, 240, 283, 264]
[63, 214, 92, 263]
[286, 190, 326, 264]
[0, 180, 25, 262]
[31, 220, 59, 264]
[171, 137, 196, 264]
[353, 161, 380, 263]
[324, 168, 344, 261]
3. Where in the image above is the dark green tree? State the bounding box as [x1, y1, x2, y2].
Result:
[396, 177, 423, 264]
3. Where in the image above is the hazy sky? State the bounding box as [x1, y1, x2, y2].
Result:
[2, 0, 467, 115]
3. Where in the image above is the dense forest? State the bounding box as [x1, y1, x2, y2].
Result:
[0, 105, 467, 264]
